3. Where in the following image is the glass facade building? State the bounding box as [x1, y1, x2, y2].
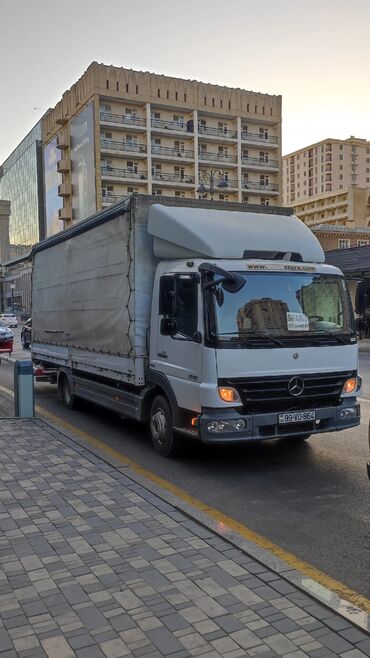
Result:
[0, 121, 45, 259]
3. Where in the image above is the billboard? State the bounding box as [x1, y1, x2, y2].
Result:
[70, 102, 96, 222]
[44, 138, 62, 237]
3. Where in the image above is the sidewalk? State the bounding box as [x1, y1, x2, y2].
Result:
[0, 414, 369, 657]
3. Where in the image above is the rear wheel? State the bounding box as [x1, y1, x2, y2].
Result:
[149, 395, 178, 457]
[60, 374, 78, 410]
[21, 333, 29, 349]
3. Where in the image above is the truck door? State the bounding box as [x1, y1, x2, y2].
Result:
[153, 273, 202, 411]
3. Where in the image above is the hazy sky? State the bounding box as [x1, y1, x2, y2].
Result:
[1, 0, 369, 163]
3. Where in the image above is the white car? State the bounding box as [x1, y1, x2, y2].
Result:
[0, 313, 18, 328]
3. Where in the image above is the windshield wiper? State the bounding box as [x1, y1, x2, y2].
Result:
[311, 329, 348, 344]
[217, 331, 285, 346]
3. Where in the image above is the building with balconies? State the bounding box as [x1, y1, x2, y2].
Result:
[283, 136, 370, 206]
[42, 62, 282, 233]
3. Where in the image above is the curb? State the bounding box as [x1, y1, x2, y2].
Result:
[32, 415, 369, 633]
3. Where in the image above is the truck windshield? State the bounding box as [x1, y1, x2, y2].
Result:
[209, 272, 354, 342]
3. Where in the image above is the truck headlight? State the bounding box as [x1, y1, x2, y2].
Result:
[218, 387, 241, 403]
[342, 378, 357, 394]
[207, 419, 246, 433]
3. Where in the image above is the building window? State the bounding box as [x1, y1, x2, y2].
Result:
[260, 197, 270, 206]
[184, 93, 187, 102]
[126, 83, 129, 92]
[338, 239, 350, 249]
[220, 99, 223, 108]
[157, 88, 160, 98]
[127, 187, 139, 194]
[106, 80, 109, 89]
[136, 85, 138, 94]
[175, 191, 185, 198]
[175, 91, 178, 100]
[357, 240, 370, 246]
[152, 189, 162, 195]
[204, 97, 207, 105]
[166, 90, 169, 99]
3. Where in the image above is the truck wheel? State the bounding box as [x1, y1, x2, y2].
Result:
[291, 434, 311, 441]
[21, 335, 29, 349]
[60, 375, 78, 410]
[150, 395, 178, 457]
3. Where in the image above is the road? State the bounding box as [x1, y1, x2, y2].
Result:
[1, 327, 369, 601]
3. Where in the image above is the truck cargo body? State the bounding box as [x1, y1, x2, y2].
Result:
[31, 195, 361, 456]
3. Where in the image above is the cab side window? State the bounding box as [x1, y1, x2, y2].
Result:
[175, 276, 197, 338]
[159, 274, 198, 339]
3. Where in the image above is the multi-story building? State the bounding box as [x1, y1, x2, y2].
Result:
[283, 136, 370, 206]
[311, 224, 370, 252]
[0, 120, 45, 256]
[42, 62, 282, 235]
[290, 186, 370, 229]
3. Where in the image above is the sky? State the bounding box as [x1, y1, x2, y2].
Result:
[1, 0, 370, 163]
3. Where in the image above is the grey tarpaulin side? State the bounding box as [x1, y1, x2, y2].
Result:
[32, 199, 158, 361]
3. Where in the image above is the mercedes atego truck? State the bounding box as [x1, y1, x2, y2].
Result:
[31, 195, 362, 456]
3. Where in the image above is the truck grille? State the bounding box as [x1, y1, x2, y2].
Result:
[219, 371, 356, 413]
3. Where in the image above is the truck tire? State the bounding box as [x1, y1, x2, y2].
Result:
[60, 374, 78, 410]
[291, 434, 311, 441]
[149, 395, 178, 457]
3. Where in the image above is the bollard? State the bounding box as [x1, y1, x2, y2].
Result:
[14, 360, 35, 418]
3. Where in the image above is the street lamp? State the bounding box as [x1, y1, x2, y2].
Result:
[10, 283, 15, 314]
[197, 169, 229, 200]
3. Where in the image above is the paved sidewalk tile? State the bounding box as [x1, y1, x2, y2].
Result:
[0, 418, 368, 658]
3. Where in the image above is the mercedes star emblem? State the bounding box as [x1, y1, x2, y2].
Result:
[288, 376, 305, 397]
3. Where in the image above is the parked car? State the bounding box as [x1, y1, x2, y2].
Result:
[0, 313, 18, 328]
[21, 318, 32, 349]
[0, 320, 14, 355]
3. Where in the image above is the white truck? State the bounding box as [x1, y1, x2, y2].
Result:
[31, 195, 361, 456]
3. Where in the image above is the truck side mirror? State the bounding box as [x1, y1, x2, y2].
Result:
[355, 281, 365, 315]
[160, 317, 177, 336]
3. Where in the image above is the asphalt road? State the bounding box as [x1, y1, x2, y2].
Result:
[2, 327, 369, 600]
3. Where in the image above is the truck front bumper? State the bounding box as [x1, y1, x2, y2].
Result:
[198, 399, 360, 444]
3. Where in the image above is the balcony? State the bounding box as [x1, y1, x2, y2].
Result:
[102, 194, 128, 206]
[151, 145, 194, 159]
[241, 131, 278, 147]
[198, 151, 237, 164]
[241, 181, 279, 194]
[57, 134, 69, 150]
[58, 183, 72, 197]
[100, 112, 146, 128]
[57, 159, 70, 173]
[101, 166, 147, 181]
[100, 139, 147, 156]
[151, 118, 192, 133]
[241, 156, 278, 171]
[152, 172, 195, 185]
[58, 207, 72, 221]
[198, 125, 237, 140]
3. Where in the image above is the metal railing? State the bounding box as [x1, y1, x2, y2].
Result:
[152, 172, 195, 184]
[151, 145, 194, 158]
[151, 118, 191, 132]
[241, 131, 278, 145]
[100, 112, 146, 127]
[101, 139, 147, 154]
[198, 151, 237, 163]
[241, 181, 279, 192]
[101, 166, 147, 180]
[102, 194, 128, 204]
[198, 125, 237, 139]
[241, 156, 278, 169]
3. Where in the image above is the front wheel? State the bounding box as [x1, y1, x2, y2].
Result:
[149, 395, 178, 457]
[59, 374, 78, 410]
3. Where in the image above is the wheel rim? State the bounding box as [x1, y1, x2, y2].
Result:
[151, 408, 167, 446]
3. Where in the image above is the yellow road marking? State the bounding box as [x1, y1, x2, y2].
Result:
[1, 382, 369, 614]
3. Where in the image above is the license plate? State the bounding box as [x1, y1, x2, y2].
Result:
[278, 410, 316, 424]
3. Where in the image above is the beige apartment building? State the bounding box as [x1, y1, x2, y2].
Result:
[292, 186, 370, 229]
[42, 62, 282, 234]
[283, 136, 370, 206]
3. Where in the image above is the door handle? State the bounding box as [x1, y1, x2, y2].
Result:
[157, 351, 168, 359]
